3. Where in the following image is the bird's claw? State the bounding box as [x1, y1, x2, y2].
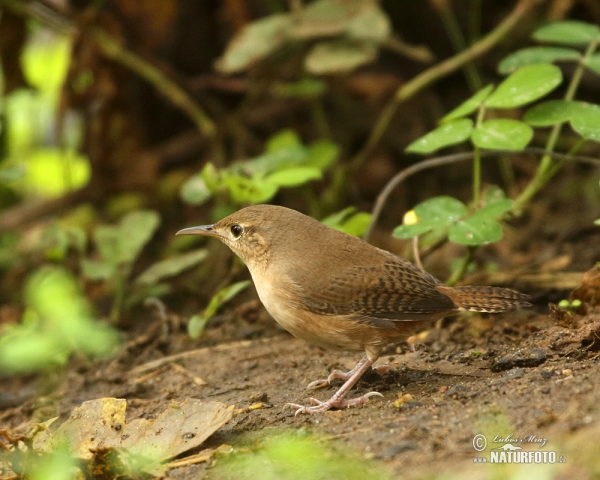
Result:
[284, 391, 383, 415]
[306, 369, 353, 390]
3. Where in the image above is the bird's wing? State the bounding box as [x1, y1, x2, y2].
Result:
[298, 258, 456, 322]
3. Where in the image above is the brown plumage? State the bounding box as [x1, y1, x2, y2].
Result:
[177, 205, 531, 414]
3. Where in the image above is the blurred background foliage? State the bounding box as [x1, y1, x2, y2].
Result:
[0, 0, 598, 374]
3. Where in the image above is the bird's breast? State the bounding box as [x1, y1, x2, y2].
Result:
[248, 269, 413, 356]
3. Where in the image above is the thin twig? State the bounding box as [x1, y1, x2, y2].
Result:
[364, 148, 600, 242]
[351, 0, 544, 170]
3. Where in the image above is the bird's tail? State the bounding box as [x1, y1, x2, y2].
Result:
[436, 285, 531, 313]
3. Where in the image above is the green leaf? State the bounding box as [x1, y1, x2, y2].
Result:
[498, 47, 580, 74]
[406, 119, 473, 154]
[223, 174, 278, 204]
[204, 281, 251, 319]
[22, 34, 71, 92]
[345, 3, 391, 42]
[306, 140, 339, 170]
[569, 103, 600, 142]
[449, 217, 504, 246]
[81, 259, 115, 280]
[415, 196, 467, 224]
[475, 198, 513, 218]
[533, 21, 600, 46]
[239, 146, 307, 176]
[485, 64, 562, 108]
[441, 85, 494, 123]
[94, 225, 121, 265]
[471, 119, 533, 150]
[290, 0, 378, 39]
[305, 40, 378, 75]
[524, 100, 578, 126]
[393, 221, 439, 239]
[525, 100, 600, 141]
[201, 162, 221, 191]
[595, 219, 600, 226]
[215, 14, 291, 73]
[188, 314, 209, 340]
[135, 249, 208, 286]
[266, 129, 303, 152]
[587, 53, 600, 76]
[321, 207, 371, 237]
[265, 167, 322, 187]
[180, 174, 212, 206]
[23, 148, 91, 198]
[394, 196, 467, 238]
[118, 210, 161, 265]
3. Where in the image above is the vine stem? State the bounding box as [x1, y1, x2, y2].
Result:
[363, 148, 600, 242]
[512, 35, 599, 213]
[350, 0, 545, 170]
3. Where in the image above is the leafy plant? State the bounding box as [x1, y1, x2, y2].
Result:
[558, 298, 582, 315]
[396, 21, 600, 281]
[81, 211, 207, 322]
[0, 266, 119, 374]
[213, 432, 390, 480]
[393, 188, 512, 246]
[181, 129, 339, 207]
[215, 0, 391, 75]
[188, 280, 251, 339]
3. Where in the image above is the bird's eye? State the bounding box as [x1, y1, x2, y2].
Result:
[230, 224, 244, 238]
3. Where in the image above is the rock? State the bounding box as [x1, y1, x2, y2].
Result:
[491, 348, 547, 372]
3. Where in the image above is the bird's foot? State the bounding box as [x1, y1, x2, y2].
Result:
[306, 369, 352, 390]
[306, 364, 394, 390]
[285, 391, 383, 415]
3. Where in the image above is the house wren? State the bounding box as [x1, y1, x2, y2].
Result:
[177, 205, 531, 414]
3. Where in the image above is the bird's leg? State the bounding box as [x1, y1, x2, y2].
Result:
[287, 356, 383, 415]
[306, 357, 394, 390]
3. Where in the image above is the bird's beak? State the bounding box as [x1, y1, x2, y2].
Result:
[176, 224, 219, 237]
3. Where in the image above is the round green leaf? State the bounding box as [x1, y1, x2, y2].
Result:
[393, 196, 467, 239]
[485, 64, 562, 109]
[441, 85, 494, 123]
[471, 119, 533, 150]
[533, 21, 600, 46]
[449, 218, 503, 246]
[569, 103, 600, 142]
[414, 196, 467, 224]
[406, 119, 473, 154]
[305, 40, 377, 75]
[498, 47, 580, 74]
[524, 100, 578, 126]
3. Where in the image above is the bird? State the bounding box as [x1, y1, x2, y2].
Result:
[176, 205, 531, 414]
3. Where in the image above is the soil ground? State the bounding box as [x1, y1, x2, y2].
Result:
[2, 289, 599, 479]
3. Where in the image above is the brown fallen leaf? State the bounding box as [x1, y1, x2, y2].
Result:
[32, 397, 233, 475]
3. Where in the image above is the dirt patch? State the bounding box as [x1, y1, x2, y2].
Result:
[2, 302, 599, 478]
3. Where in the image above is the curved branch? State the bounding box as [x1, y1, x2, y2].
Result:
[351, 0, 546, 169]
[364, 148, 600, 242]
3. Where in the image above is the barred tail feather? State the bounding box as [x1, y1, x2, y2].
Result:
[436, 285, 532, 313]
